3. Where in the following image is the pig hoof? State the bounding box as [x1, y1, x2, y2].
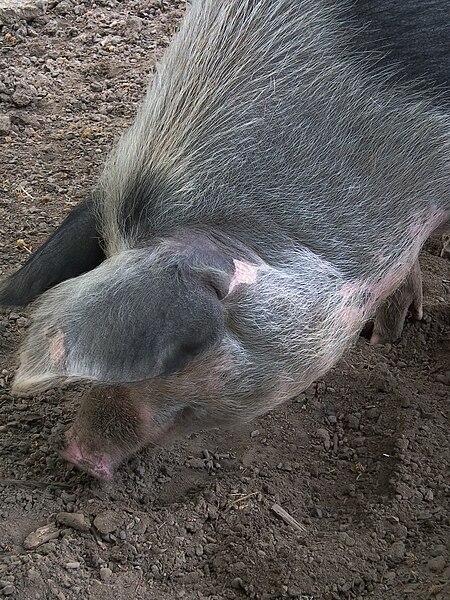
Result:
[62, 441, 114, 481]
[369, 332, 385, 346]
[440, 234, 450, 259]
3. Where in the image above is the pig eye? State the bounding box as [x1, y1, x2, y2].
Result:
[159, 341, 206, 378]
[181, 342, 203, 358]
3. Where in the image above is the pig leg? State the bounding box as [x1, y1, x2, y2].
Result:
[441, 233, 450, 259]
[369, 260, 423, 345]
[63, 386, 153, 480]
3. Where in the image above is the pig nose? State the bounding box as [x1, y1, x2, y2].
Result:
[62, 432, 114, 481]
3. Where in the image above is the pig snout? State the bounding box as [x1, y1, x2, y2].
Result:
[62, 386, 158, 480]
[63, 428, 117, 481]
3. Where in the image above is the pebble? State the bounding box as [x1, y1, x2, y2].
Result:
[338, 532, 356, 547]
[389, 541, 406, 563]
[99, 567, 112, 582]
[65, 562, 80, 570]
[56, 513, 91, 533]
[60, 492, 77, 504]
[0, 115, 11, 135]
[424, 489, 434, 502]
[395, 437, 409, 452]
[436, 371, 450, 385]
[347, 414, 360, 430]
[23, 523, 59, 549]
[186, 457, 205, 469]
[431, 545, 447, 557]
[316, 428, 331, 450]
[366, 407, 380, 420]
[427, 556, 446, 573]
[11, 90, 33, 107]
[231, 578, 244, 590]
[16, 317, 29, 328]
[54, 0, 73, 15]
[374, 363, 395, 392]
[93, 511, 122, 535]
[2, 586, 14, 596]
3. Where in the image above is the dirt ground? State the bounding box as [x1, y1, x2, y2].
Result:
[0, 2, 449, 599]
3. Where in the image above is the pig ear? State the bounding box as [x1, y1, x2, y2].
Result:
[0, 198, 104, 306]
[12, 255, 228, 393]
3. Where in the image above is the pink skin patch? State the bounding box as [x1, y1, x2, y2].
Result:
[62, 433, 114, 481]
[228, 260, 259, 294]
[409, 209, 449, 239]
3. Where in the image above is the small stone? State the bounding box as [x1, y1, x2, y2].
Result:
[395, 481, 412, 500]
[93, 511, 122, 535]
[231, 578, 244, 590]
[347, 414, 360, 429]
[427, 556, 446, 573]
[183, 571, 200, 584]
[150, 565, 159, 576]
[186, 458, 205, 469]
[393, 524, 408, 540]
[16, 317, 29, 328]
[400, 397, 411, 408]
[65, 562, 80, 570]
[11, 90, 32, 107]
[0, 115, 11, 135]
[316, 428, 331, 450]
[366, 407, 380, 420]
[23, 523, 59, 549]
[338, 532, 355, 547]
[60, 492, 76, 504]
[56, 513, 90, 533]
[250, 430, 260, 438]
[436, 371, 450, 385]
[54, 0, 73, 15]
[389, 541, 406, 563]
[99, 567, 112, 582]
[431, 545, 447, 557]
[371, 363, 395, 391]
[2, 586, 14, 596]
[207, 505, 219, 521]
[424, 489, 434, 502]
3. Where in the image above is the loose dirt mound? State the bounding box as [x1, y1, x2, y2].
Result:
[0, 2, 449, 599]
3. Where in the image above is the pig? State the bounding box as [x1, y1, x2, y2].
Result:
[346, 0, 450, 343]
[1, 0, 449, 479]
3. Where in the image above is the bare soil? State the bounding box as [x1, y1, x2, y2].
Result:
[0, 2, 449, 599]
